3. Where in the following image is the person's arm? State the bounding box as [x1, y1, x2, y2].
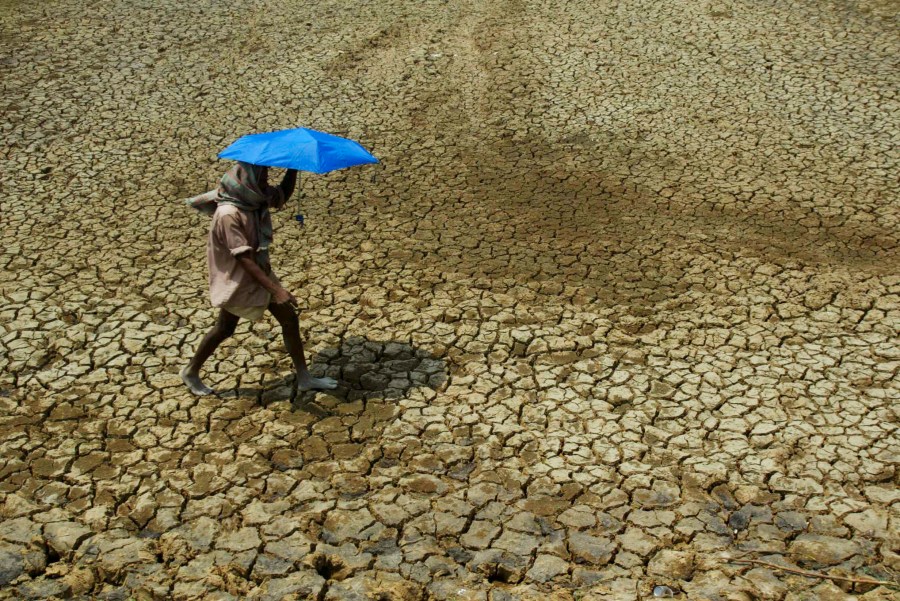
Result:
[217, 211, 296, 306]
[236, 251, 297, 307]
[279, 169, 298, 200]
[265, 169, 296, 211]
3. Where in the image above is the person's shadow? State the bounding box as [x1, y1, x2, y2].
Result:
[307, 335, 447, 400]
[220, 336, 447, 416]
[234, 336, 444, 416]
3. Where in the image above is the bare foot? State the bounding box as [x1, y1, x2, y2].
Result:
[181, 367, 214, 396]
[297, 373, 338, 391]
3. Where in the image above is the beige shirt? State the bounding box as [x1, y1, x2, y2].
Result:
[207, 205, 277, 309]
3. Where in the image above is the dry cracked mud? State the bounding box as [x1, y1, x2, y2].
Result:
[1, 0, 898, 599]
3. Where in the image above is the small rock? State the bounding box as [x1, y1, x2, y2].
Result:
[251, 553, 293, 578]
[648, 549, 694, 581]
[322, 509, 376, 543]
[16, 578, 70, 600]
[460, 521, 500, 550]
[526, 554, 569, 582]
[568, 532, 615, 564]
[557, 505, 596, 529]
[617, 528, 659, 557]
[217, 527, 261, 553]
[607, 386, 634, 406]
[44, 521, 93, 558]
[255, 569, 326, 601]
[774, 511, 807, 532]
[743, 567, 787, 600]
[0, 544, 25, 586]
[264, 531, 314, 563]
[790, 534, 860, 566]
[0, 518, 40, 545]
[845, 509, 889, 537]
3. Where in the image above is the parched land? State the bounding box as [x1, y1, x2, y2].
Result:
[1, 0, 898, 599]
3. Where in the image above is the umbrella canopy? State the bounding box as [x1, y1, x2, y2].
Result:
[218, 127, 378, 174]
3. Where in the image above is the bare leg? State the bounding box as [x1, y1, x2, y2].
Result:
[182, 309, 240, 395]
[268, 301, 337, 391]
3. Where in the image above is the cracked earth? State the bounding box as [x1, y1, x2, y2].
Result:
[1, 0, 899, 599]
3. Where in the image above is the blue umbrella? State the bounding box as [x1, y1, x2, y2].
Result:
[219, 127, 378, 223]
[219, 127, 378, 173]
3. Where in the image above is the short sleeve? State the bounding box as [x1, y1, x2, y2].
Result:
[215, 211, 253, 257]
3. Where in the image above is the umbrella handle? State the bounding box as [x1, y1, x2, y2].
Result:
[294, 173, 304, 226]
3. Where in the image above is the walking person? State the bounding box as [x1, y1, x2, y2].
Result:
[182, 161, 337, 396]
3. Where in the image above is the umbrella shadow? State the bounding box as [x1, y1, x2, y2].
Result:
[301, 335, 448, 406]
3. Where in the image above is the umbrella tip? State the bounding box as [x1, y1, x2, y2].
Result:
[294, 214, 305, 226]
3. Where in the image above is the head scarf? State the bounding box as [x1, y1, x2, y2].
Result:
[186, 162, 284, 267]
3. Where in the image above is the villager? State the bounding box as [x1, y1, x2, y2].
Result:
[182, 162, 337, 396]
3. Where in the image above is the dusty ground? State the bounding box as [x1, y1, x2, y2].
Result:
[1, 0, 899, 599]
